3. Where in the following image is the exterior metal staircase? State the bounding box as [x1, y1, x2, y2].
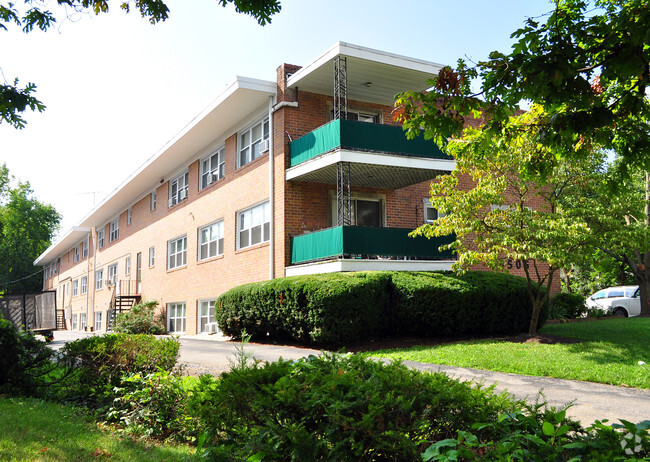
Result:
[106, 280, 141, 331]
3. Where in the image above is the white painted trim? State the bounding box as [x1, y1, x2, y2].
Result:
[285, 259, 454, 277]
[286, 149, 455, 181]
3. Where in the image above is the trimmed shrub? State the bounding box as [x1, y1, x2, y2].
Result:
[215, 272, 392, 344]
[61, 334, 179, 405]
[551, 293, 587, 319]
[113, 300, 166, 334]
[199, 353, 516, 460]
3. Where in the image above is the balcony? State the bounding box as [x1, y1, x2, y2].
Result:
[286, 119, 454, 190]
[289, 226, 455, 272]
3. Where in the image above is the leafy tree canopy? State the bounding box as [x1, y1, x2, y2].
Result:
[0, 164, 60, 293]
[395, 0, 650, 175]
[0, 0, 282, 128]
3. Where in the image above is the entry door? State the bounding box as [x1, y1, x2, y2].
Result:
[136, 252, 142, 294]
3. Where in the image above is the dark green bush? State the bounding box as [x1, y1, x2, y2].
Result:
[113, 300, 166, 334]
[215, 272, 392, 344]
[0, 316, 63, 395]
[61, 334, 179, 405]
[551, 293, 587, 319]
[199, 353, 516, 460]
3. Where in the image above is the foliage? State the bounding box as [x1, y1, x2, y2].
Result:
[0, 164, 60, 293]
[113, 300, 165, 334]
[60, 333, 179, 405]
[0, 315, 66, 395]
[563, 255, 636, 296]
[215, 271, 546, 345]
[550, 293, 586, 320]
[0, 0, 281, 128]
[197, 352, 516, 460]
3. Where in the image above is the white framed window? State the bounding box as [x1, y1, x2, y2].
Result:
[169, 171, 189, 207]
[74, 246, 79, 263]
[237, 201, 270, 249]
[94, 311, 103, 332]
[238, 116, 270, 167]
[198, 221, 224, 261]
[72, 313, 78, 331]
[95, 269, 104, 290]
[168, 235, 187, 270]
[149, 246, 155, 267]
[72, 280, 79, 297]
[108, 263, 118, 286]
[127, 207, 132, 225]
[330, 194, 384, 227]
[198, 299, 217, 334]
[82, 238, 89, 258]
[151, 190, 157, 211]
[423, 198, 438, 224]
[80, 313, 86, 331]
[109, 218, 119, 242]
[81, 276, 88, 295]
[97, 228, 105, 249]
[200, 147, 225, 189]
[125, 256, 131, 275]
[167, 302, 186, 333]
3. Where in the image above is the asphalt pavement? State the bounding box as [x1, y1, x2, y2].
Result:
[50, 330, 650, 427]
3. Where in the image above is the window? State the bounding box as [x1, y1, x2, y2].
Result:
[330, 109, 380, 123]
[198, 299, 217, 334]
[169, 171, 189, 207]
[97, 228, 105, 249]
[167, 302, 186, 333]
[125, 256, 131, 275]
[81, 276, 88, 295]
[330, 195, 383, 227]
[72, 313, 78, 331]
[95, 269, 104, 290]
[127, 207, 132, 225]
[108, 263, 118, 286]
[199, 221, 224, 261]
[80, 313, 86, 331]
[168, 236, 187, 269]
[82, 238, 89, 258]
[200, 147, 225, 189]
[74, 246, 79, 263]
[72, 280, 79, 297]
[151, 190, 157, 211]
[149, 246, 155, 267]
[109, 218, 119, 242]
[423, 198, 438, 224]
[94, 311, 102, 332]
[238, 201, 270, 249]
[239, 117, 269, 167]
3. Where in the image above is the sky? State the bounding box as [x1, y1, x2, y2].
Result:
[1, 0, 555, 237]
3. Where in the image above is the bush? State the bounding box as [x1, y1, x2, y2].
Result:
[61, 334, 179, 405]
[0, 315, 63, 396]
[216, 271, 548, 345]
[551, 293, 586, 319]
[215, 272, 393, 345]
[199, 353, 516, 460]
[113, 300, 166, 334]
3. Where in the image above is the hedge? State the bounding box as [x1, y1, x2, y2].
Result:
[215, 271, 548, 346]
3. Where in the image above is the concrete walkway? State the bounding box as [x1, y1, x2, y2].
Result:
[50, 331, 650, 426]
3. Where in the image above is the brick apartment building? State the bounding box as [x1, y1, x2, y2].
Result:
[34, 42, 537, 335]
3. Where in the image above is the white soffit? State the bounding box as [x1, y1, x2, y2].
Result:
[286, 42, 445, 105]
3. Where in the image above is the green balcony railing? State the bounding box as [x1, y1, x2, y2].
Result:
[289, 119, 450, 167]
[290, 226, 455, 265]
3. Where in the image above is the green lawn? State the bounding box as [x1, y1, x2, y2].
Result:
[369, 317, 650, 389]
[0, 396, 198, 461]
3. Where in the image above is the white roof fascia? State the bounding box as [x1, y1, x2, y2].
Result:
[33, 227, 91, 266]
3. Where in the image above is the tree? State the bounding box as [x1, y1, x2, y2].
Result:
[0, 0, 282, 128]
[395, 0, 650, 175]
[0, 164, 60, 293]
[410, 108, 596, 334]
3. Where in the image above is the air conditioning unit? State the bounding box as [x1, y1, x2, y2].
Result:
[168, 198, 174, 207]
[210, 173, 219, 183]
[259, 139, 270, 153]
[105, 280, 115, 288]
[179, 189, 187, 200]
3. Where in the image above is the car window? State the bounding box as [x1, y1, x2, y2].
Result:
[592, 290, 607, 300]
[624, 287, 637, 297]
[608, 289, 624, 297]
[633, 288, 640, 298]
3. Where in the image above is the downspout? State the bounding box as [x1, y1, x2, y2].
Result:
[268, 95, 275, 280]
[88, 230, 94, 331]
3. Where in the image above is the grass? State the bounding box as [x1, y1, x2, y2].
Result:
[0, 396, 198, 461]
[369, 317, 650, 389]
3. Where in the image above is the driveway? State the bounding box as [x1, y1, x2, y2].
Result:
[50, 331, 650, 427]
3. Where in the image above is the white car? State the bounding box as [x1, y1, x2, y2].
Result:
[585, 286, 641, 317]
